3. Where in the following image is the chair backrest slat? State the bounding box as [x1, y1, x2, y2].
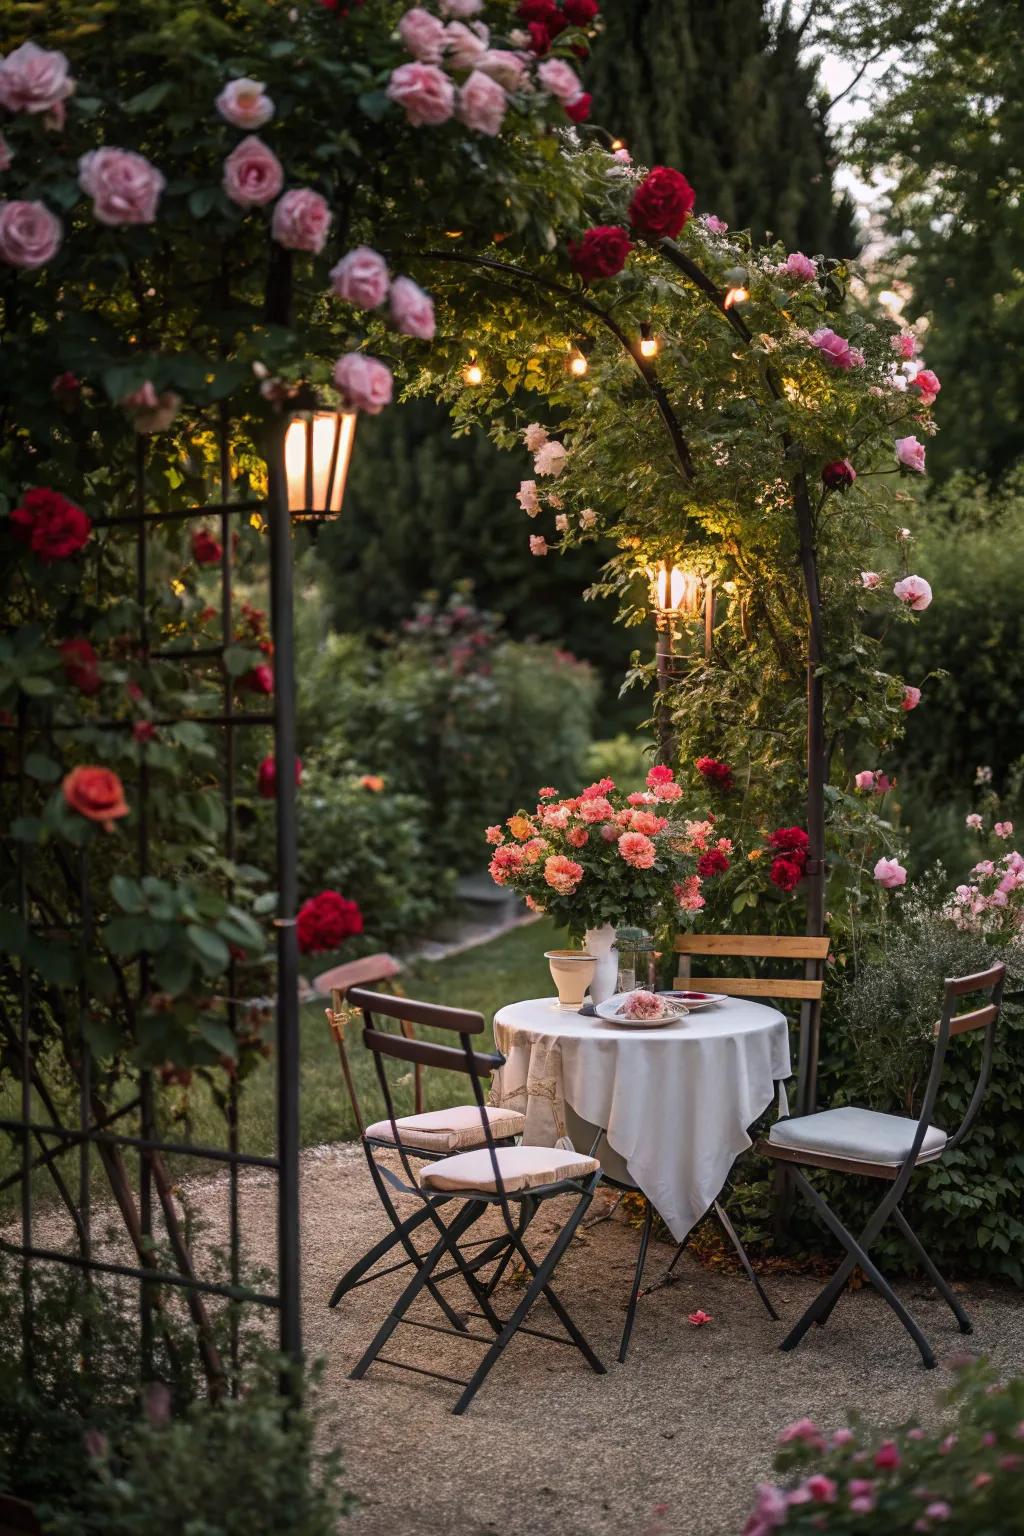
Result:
[943, 1002, 999, 1039]
[362, 1025, 502, 1078]
[675, 934, 830, 960]
[945, 964, 1007, 998]
[348, 984, 484, 1035]
[677, 976, 823, 1000]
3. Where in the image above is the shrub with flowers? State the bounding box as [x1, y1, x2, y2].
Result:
[743, 1360, 1024, 1535]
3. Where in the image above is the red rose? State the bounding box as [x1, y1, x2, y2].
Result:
[257, 753, 303, 798]
[768, 826, 809, 864]
[628, 166, 696, 240]
[562, 0, 599, 21]
[697, 849, 730, 877]
[647, 764, 675, 787]
[191, 528, 222, 566]
[132, 720, 156, 743]
[238, 663, 274, 695]
[527, 20, 552, 51]
[565, 91, 592, 123]
[695, 756, 734, 792]
[51, 372, 82, 405]
[10, 488, 91, 563]
[822, 459, 856, 490]
[517, 0, 559, 19]
[63, 765, 129, 831]
[770, 856, 803, 893]
[297, 889, 364, 955]
[568, 225, 632, 284]
[59, 638, 101, 696]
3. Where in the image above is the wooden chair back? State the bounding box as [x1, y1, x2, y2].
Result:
[322, 953, 418, 1136]
[674, 933, 830, 1000]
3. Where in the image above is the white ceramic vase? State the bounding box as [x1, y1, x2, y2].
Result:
[583, 923, 618, 1004]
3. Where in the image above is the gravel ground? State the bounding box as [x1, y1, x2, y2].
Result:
[16, 1144, 1024, 1536]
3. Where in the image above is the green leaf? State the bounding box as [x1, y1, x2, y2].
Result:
[358, 89, 391, 122]
[26, 937, 78, 986]
[198, 1018, 238, 1057]
[217, 908, 265, 951]
[104, 915, 147, 955]
[24, 752, 61, 783]
[152, 946, 193, 996]
[111, 874, 146, 913]
[20, 675, 56, 697]
[186, 924, 231, 971]
[222, 645, 261, 678]
[83, 1013, 124, 1059]
[124, 80, 174, 113]
[10, 817, 43, 843]
[187, 186, 220, 220]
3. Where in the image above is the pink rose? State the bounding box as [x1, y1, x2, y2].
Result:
[854, 771, 876, 791]
[523, 422, 548, 451]
[612, 147, 632, 164]
[517, 480, 540, 516]
[477, 49, 527, 91]
[892, 331, 918, 359]
[893, 574, 932, 611]
[387, 62, 456, 127]
[860, 571, 881, 589]
[901, 685, 921, 711]
[874, 857, 907, 889]
[333, 352, 393, 415]
[390, 275, 435, 338]
[329, 246, 389, 309]
[529, 534, 548, 556]
[895, 435, 927, 473]
[911, 367, 941, 403]
[704, 214, 727, 233]
[618, 831, 656, 868]
[810, 327, 862, 369]
[440, 0, 483, 11]
[399, 7, 447, 62]
[0, 199, 61, 268]
[215, 77, 274, 129]
[458, 69, 507, 135]
[221, 135, 283, 208]
[534, 440, 567, 477]
[78, 148, 165, 226]
[995, 821, 1013, 839]
[0, 133, 11, 172]
[272, 188, 332, 253]
[579, 508, 597, 528]
[445, 20, 489, 69]
[784, 251, 817, 281]
[537, 58, 584, 103]
[555, 512, 568, 532]
[0, 41, 75, 118]
[966, 813, 983, 830]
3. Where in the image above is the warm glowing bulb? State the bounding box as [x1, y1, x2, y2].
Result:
[639, 334, 659, 359]
[284, 410, 357, 518]
[651, 560, 701, 617]
[463, 362, 483, 386]
[723, 286, 749, 310]
[610, 138, 626, 152]
[569, 352, 589, 377]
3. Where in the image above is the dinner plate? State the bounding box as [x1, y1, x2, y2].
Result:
[658, 989, 723, 1012]
[595, 994, 688, 1028]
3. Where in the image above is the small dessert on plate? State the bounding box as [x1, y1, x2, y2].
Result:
[620, 989, 666, 1021]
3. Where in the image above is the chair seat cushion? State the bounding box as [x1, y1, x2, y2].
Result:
[769, 1106, 946, 1166]
[420, 1144, 600, 1194]
[364, 1104, 524, 1155]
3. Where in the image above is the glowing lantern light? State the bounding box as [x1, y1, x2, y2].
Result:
[284, 410, 357, 522]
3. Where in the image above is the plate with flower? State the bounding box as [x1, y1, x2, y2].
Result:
[595, 990, 688, 1028]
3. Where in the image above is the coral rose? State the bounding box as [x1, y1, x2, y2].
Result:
[59, 638, 101, 696]
[333, 352, 393, 414]
[221, 136, 283, 208]
[543, 854, 583, 894]
[893, 574, 932, 611]
[257, 754, 303, 798]
[0, 41, 75, 119]
[618, 831, 656, 869]
[902, 685, 921, 711]
[330, 246, 390, 310]
[387, 62, 456, 127]
[216, 77, 274, 129]
[79, 147, 165, 225]
[628, 166, 695, 240]
[457, 69, 507, 136]
[10, 487, 91, 562]
[0, 199, 62, 268]
[567, 225, 632, 284]
[390, 275, 436, 338]
[911, 367, 941, 404]
[533, 440, 567, 477]
[63, 766, 129, 831]
[529, 534, 548, 557]
[272, 188, 331, 253]
[398, 7, 447, 62]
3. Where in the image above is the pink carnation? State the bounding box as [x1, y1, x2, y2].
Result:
[79, 147, 165, 226]
[809, 328, 863, 370]
[536, 58, 584, 103]
[387, 62, 456, 127]
[272, 188, 332, 253]
[893, 574, 932, 611]
[390, 275, 436, 338]
[902, 685, 921, 711]
[221, 135, 283, 208]
[544, 854, 583, 894]
[329, 246, 390, 309]
[0, 41, 75, 120]
[618, 831, 656, 869]
[0, 199, 61, 268]
[333, 352, 393, 415]
[784, 251, 817, 281]
[895, 435, 927, 473]
[215, 77, 274, 129]
[458, 69, 508, 135]
[529, 535, 549, 557]
[874, 857, 907, 889]
[398, 7, 447, 62]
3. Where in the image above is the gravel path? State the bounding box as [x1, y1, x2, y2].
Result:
[16, 1144, 1024, 1535]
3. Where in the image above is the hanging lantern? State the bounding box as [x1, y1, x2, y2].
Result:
[650, 560, 702, 618]
[639, 323, 660, 359]
[284, 409, 357, 522]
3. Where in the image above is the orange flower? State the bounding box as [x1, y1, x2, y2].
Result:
[508, 814, 534, 840]
[63, 766, 129, 831]
[359, 774, 384, 792]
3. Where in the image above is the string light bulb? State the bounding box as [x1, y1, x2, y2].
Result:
[463, 360, 483, 386]
[569, 350, 589, 378]
[610, 137, 626, 152]
[723, 286, 749, 310]
[639, 323, 659, 359]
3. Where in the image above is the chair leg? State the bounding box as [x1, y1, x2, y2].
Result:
[452, 1187, 603, 1416]
[889, 1206, 973, 1334]
[618, 1199, 654, 1364]
[349, 1202, 486, 1381]
[327, 1200, 438, 1307]
[369, 1166, 470, 1334]
[780, 1170, 936, 1369]
[713, 1199, 778, 1321]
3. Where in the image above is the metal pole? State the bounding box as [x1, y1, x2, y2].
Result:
[655, 616, 675, 766]
[266, 415, 303, 1377]
[793, 470, 826, 1115]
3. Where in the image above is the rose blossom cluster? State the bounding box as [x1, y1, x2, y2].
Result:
[946, 848, 1024, 935]
[516, 0, 600, 61]
[761, 826, 810, 893]
[329, 245, 435, 338]
[296, 889, 363, 954]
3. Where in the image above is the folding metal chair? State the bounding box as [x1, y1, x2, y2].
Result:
[346, 986, 606, 1414]
[325, 978, 524, 1311]
[760, 962, 1006, 1368]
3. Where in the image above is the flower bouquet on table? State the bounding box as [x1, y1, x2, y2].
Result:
[484, 766, 732, 1001]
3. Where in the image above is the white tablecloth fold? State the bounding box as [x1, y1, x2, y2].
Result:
[491, 997, 791, 1242]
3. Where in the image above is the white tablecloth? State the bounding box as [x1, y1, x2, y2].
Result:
[491, 996, 791, 1242]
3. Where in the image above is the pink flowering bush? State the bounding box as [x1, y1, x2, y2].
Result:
[744, 1361, 1024, 1535]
